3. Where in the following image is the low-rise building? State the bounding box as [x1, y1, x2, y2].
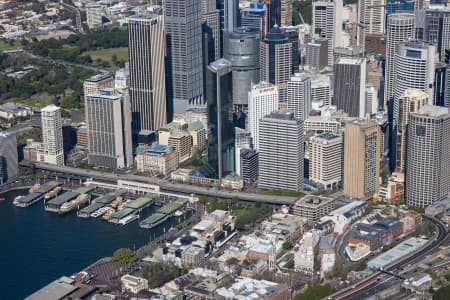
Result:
[121, 274, 149, 294]
[188, 121, 206, 153]
[181, 246, 205, 268]
[136, 144, 179, 175]
[348, 218, 403, 250]
[221, 174, 244, 191]
[294, 231, 320, 275]
[0, 102, 33, 120]
[292, 195, 335, 223]
[215, 277, 290, 300]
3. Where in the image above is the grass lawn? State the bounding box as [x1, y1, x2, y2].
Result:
[0, 40, 19, 52]
[259, 189, 305, 197]
[17, 92, 56, 108]
[84, 47, 128, 62]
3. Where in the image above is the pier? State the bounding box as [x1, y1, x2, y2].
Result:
[139, 199, 189, 229]
[13, 181, 62, 208]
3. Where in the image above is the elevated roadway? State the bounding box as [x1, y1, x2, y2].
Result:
[20, 161, 298, 205]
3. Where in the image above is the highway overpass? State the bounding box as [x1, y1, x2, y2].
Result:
[20, 161, 298, 205]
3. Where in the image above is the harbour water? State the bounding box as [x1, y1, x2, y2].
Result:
[0, 188, 183, 299]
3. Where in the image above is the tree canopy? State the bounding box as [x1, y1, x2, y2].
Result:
[112, 248, 138, 264]
[141, 262, 181, 288]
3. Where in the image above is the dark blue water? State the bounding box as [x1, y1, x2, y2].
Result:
[0, 189, 181, 300]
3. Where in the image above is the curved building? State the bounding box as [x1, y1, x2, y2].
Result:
[224, 27, 260, 107]
[406, 105, 450, 208]
[384, 13, 415, 107]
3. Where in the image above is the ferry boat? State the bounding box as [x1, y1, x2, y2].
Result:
[29, 184, 40, 193]
[44, 186, 62, 200]
[59, 194, 90, 214]
[174, 210, 184, 217]
[102, 208, 115, 220]
[13, 195, 24, 205]
[119, 214, 139, 225]
[91, 206, 110, 218]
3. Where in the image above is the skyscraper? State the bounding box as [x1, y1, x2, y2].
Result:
[357, 0, 385, 36]
[343, 119, 381, 200]
[85, 89, 133, 169]
[240, 2, 268, 39]
[223, 27, 260, 108]
[309, 132, 343, 189]
[305, 39, 329, 70]
[41, 105, 64, 166]
[280, 0, 292, 27]
[258, 110, 304, 192]
[235, 127, 252, 175]
[406, 105, 450, 207]
[421, 9, 450, 62]
[434, 63, 447, 106]
[224, 0, 239, 33]
[312, 0, 343, 66]
[395, 89, 429, 172]
[83, 73, 114, 97]
[260, 25, 292, 102]
[128, 15, 166, 133]
[248, 82, 279, 150]
[165, 0, 203, 112]
[384, 13, 415, 106]
[0, 132, 18, 184]
[333, 57, 367, 118]
[393, 41, 435, 120]
[207, 59, 234, 180]
[311, 73, 332, 107]
[201, 0, 221, 61]
[287, 73, 311, 121]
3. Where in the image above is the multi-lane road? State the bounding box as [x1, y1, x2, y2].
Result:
[329, 216, 448, 300]
[20, 160, 297, 205]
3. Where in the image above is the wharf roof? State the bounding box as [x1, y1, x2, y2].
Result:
[140, 212, 167, 225]
[47, 192, 79, 206]
[158, 202, 182, 214]
[17, 192, 43, 203]
[110, 207, 135, 220]
[24, 276, 77, 300]
[78, 202, 104, 215]
[126, 196, 154, 209]
[35, 181, 61, 193]
[73, 184, 96, 195]
[95, 193, 120, 204]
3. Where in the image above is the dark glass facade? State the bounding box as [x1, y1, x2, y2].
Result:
[207, 59, 235, 179]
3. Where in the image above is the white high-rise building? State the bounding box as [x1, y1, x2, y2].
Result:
[128, 14, 167, 132]
[41, 105, 64, 166]
[312, 0, 343, 66]
[309, 132, 343, 189]
[234, 127, 252, 176]
[85, 89, 133, 169]
[384, 13, 415, 107]
[311, 74, 332, 108]
[357, 0, 385, 36]
[393, 41, 435, 122]
[288, 73, 311, 121]
[259, 110, 304, 192]
[396, 89, 429, 173]
[248, 82, 279, 150]
[406, 105, 450, 208]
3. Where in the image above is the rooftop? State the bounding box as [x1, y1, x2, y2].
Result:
[85, 73, 113, 83]
[368, 238, 427, 269]
[41, 104, 60, 113]
[25, 276, 77, 300]
[295, 195, 335, 208]
[416, 104, 449, 118]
